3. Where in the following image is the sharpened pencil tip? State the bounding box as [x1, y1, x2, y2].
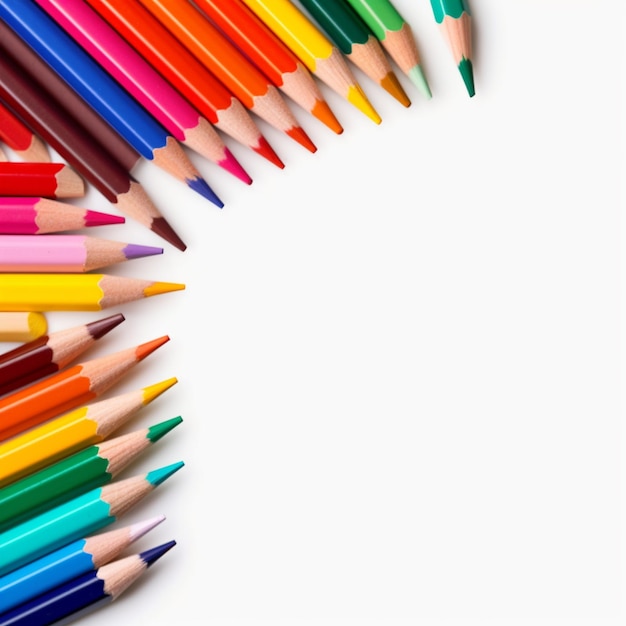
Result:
[86, 313, 125, 339]
[408, 65, 432, 99]
[381, 73, 412, 107]
[220, 148, 253, 185]
[146, 461, 184, 486]
[459, 58, 475, 97]
[123, 243, 164, 260]
[143, 281, 185, 297]
[142, 377, 178, 404]
[311, 100, 343, 134]
[150, 217, 187, 251]
[255, 136, 284, 169]
[128, 515, 167, 542]
[147, 416, 183, 443]
[135, 335, 170, 361]
[140, 540, 177, 567]
[347, 84, 381, 124]
[286, 126, 317, 153]
[84, 210, 125, 227]
[187, 177, 224, 208]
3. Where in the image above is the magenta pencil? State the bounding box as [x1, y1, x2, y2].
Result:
[0, 234, 163, 272]
[0, 197, 125, 234]
[33, 0, 251, 185]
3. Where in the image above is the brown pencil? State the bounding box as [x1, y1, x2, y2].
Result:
[0, 161, 84, 198]
[0, 41, 186, 251]
[0, 335, 170, 441]
[0, 100, 50, 162]
[0, 17, 223, 205]
[0, 313, 125, 397]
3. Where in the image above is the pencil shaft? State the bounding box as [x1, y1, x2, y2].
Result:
[0, 312, 47, 343]
[0, 100, 50, 162]
[0, 161, 84, 198]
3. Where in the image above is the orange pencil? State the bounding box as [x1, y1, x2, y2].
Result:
[83, 0, 284, 169]
[193, 0, 342, 134]
[137, 0, 317, 154]
[0, 101, 50, 162]
[0, 335, 169, 441]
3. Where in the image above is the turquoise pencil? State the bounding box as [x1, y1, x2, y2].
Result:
[0, 515, 165, 614]
[430, 0, 474, 96]
[0, 462, 183, 576]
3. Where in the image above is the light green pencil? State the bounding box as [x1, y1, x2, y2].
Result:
[343, 0, 431, 98]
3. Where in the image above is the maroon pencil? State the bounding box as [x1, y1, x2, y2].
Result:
[0, 314, 125, 397]
[0, 34, 186, 251]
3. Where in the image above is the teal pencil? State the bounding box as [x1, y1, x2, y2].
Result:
[0, 461, 183, 576]
[430, 0, 474, 96]
[0, 417, 183, 530]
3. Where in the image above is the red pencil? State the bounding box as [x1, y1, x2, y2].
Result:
[0, 161, 84, 198]
[0, 100, 50, 162]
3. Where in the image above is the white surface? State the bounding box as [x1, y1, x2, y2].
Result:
[3, 0, 625, 624]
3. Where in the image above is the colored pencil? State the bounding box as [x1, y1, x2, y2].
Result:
[0, 334, 170, 441]
[0, 273, 185, 312]
[241, 0, 381, 124]
[0, 161, 84, 199]
[0, 196, 125, 234]
[0, 378, 177, 504]
[0, 462, 182, 576]
[0, 13, 187, 251]
[193, 0, 343, 134]
[0, 312, 47, 343]
[0, 100, 50, 162]
[343, 0, 431, 98]
[297, 0, 411, 106]
[137, 0, 318, 153]
[430, 0, 474, 96]
[0, 234, 163, 272]
[83, 0, 283, 169]
[0, 541, 175, 625]
[0, 18, 219, 207]
[34, 0, 250, 188]
[0, 313, 125, 397]
[0, 417, 182, 531]
[0, 5, 220, 210]
[0, 515, 165, 615]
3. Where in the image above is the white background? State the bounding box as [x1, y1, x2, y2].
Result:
[2, 0, 625, 624]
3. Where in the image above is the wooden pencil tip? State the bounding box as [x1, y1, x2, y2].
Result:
[135, 335, 170, 361]
[143, 281, 186, 297]
[86, 312, 125, 339]
[311, 100, 343, 134]
[150, 217, 187, 251]
[286, 126, 317, 153]
[142, 377, 178, 405]
[381, 73, 412, 107]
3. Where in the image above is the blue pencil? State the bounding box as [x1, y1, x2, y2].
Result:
[0, 516, 165, 614]
[0, 462, 183, 577]
[0, 541, 176, 625]
[0, 0, 223, 207]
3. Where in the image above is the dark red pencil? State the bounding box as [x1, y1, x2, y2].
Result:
[0, 314, 125, 397]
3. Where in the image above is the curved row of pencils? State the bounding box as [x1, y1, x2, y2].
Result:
[0, 1, 476, 624]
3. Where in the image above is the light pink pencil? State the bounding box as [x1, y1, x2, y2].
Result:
[33, 0, 251, 185]
[0, 234, 163, 272]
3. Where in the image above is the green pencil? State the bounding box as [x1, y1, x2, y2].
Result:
[430, 0, 474, 96]
[298, 0, 410, 106]
[0, 461, 183, 576]
[0, 417, 182, 532]
[343, 0, 431, 98]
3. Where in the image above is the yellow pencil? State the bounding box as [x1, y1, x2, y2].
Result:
[0, 378, 177, 487]
[241, 0, 381, 124]
[0, 274, 184, 311]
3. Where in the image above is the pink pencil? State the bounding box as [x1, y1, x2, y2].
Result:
[0, 234, 162, 272]
[0, 197, 125, 234]
[33, 0, 251, 185]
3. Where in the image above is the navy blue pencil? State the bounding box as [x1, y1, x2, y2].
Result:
[0, 541, 176, 626]
[0, 0, 223, 207]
